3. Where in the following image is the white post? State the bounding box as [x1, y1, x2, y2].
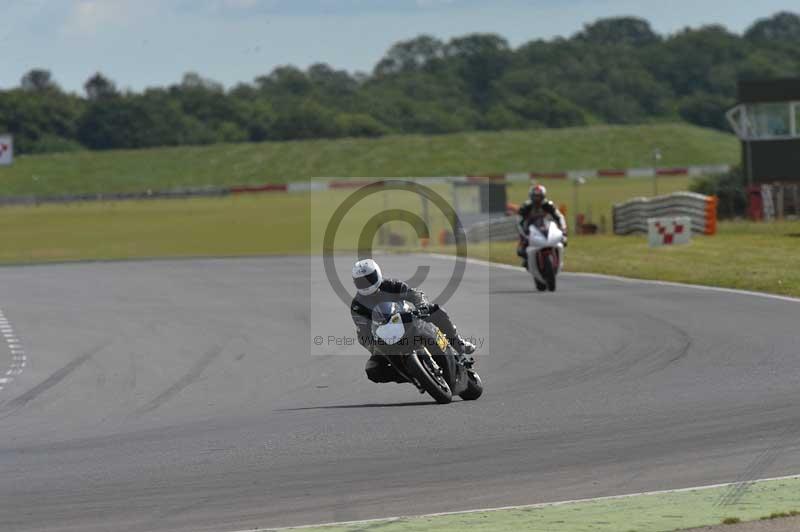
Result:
[0, 135, 13, 166]
[652, 148, 662, 196]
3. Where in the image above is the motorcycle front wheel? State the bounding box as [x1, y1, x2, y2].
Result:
[542, 255, 557, 292]
[406, 349, 453, 404]
[459, 370, 483, 401]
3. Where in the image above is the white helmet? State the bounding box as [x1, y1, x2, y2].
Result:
[352, 259, 383, 296]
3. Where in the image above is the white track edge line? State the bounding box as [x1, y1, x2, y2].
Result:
[226, 473, 800, 532]
[0, 308, 26, 392]
[422, 254, 800, 304]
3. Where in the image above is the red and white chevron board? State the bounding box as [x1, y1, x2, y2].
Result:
[648, 216, 692, 247]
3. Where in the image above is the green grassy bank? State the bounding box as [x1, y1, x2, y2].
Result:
[0, 123, 735, 196]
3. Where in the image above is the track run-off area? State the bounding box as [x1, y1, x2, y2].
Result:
[0, 255, 798, 532]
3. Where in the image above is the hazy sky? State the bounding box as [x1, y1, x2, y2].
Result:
[2, 0, 798, 93]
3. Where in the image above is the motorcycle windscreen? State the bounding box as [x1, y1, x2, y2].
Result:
[374, 314, 405, 345]
[528, 223, 549, 246]
[547, 224, 563, 244]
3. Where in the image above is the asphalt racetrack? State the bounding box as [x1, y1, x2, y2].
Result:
[0, 255, 798, 532]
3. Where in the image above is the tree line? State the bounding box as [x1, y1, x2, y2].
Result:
[2, 12, 800, 154]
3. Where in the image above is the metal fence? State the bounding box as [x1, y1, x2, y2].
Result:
[466, 216, 519, 243]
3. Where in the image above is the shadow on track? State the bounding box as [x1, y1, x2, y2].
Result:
[276, 401, 435, 412]
[489, 289, 544, 295]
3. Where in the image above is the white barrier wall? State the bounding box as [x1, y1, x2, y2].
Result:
[647, 216, 692, 247]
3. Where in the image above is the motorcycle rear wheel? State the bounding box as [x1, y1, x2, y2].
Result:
[406, 350, 453, 404]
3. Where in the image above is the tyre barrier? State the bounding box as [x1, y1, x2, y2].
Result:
[613, 192, 718, 236]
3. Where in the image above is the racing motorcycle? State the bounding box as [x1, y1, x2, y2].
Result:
[370, 300, 483, 404]
[525, 217, 565, 292]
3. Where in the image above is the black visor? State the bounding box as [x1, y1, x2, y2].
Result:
[354, 270, 380, 290]
[371, 301, 399, 324]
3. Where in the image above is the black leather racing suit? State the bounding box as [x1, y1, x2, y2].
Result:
[516, 199, 567, 261]
[350, 279, 464, 383]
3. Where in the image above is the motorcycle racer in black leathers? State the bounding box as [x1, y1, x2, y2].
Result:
[350, 259, 475, 384]
[517, 184, 568, 269]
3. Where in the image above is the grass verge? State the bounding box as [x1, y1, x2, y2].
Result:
[0, 175, 692, 263]
[0, 195, 310, 263]
[464, 220, 800, 298]
[0, 191, 796, 300]
[0, 123, 735, 196]
[266, 476, 800, 532]
[0, 176, 690, 265]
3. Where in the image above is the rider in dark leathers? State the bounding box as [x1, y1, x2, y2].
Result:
[517, 184, 567, 269]
[350, 259, 475, 384]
